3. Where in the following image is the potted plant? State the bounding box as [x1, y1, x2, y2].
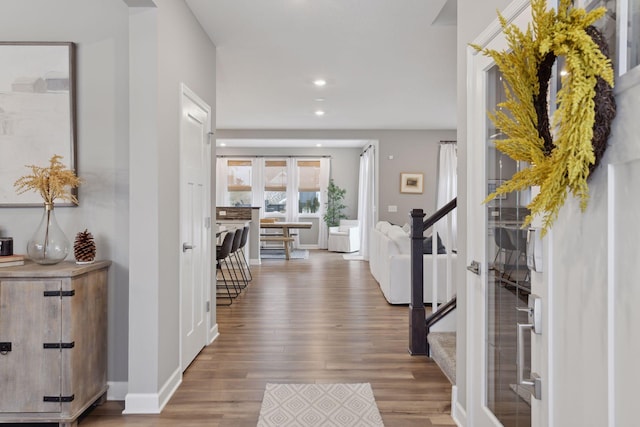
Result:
[323, 179, 347, 227]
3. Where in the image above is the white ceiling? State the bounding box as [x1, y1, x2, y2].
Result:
[217, 138, 369, 148]
[185, 0, 458, 131]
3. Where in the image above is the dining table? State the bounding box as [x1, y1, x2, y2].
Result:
[259, 221, 313, 260]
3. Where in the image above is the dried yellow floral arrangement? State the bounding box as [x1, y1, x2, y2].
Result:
[14, 155, 81, 205]
[473, 0, 616, 234]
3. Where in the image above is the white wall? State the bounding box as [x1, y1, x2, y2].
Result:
[127, 0, 216, 411]
[216, 129, 455, 225]
[0, 0, 131, 385]
[456, 0, 513, 417]
[546, 70, 640, 426]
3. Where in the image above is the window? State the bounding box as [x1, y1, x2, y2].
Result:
[585, 0, 618, 72]
[264, 160, 287, 214]
[298, 160, 321, 214]
[227, 160, 252, 207]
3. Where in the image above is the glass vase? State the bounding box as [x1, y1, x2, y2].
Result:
[27, 203, 70, 265]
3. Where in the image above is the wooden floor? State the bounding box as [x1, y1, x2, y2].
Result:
[80, 250, 454, 426]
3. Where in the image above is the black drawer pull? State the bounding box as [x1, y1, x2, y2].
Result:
[43, 342, 75, 349]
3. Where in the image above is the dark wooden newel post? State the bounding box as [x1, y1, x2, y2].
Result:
[409, 208, 427, 355]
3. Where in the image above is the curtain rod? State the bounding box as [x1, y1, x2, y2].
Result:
[360, 144, 374, 155]
[440, 140, 457, 144]
[217, 155, 331, 158]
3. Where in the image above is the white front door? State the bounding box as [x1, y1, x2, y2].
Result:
[467, 1, 538, 425]
[180, 85, 211, 371]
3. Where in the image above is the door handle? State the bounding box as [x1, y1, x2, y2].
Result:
[466, 260, 480, 275]
[516, 322, 542, 400]
[182, 243, 195, 252]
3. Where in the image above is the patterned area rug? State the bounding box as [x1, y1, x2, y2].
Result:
[257, 383, 384, 426]
[260, 249, 309, 260]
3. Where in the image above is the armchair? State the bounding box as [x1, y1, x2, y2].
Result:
[328, 219, 360, 253]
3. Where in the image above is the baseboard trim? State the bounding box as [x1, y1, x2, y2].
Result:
[158, 366, 181, 411]
[208, 323, 220, 344]
[298, 244, 319, 250]
[123, 367, 182, 414]
[123, 393, 161, 414]
[107, 381, 128, 401]
[451, 385, 467, 426]
[250, 258, 261, 265]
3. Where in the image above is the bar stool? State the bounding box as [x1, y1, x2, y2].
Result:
[237, 226, 252, 282]
[229, 228, 249, 289]
[216, 230, 238, 306]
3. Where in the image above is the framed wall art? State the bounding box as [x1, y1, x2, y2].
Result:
[400, 172, 424, 194]
[0, 42, 77, 207]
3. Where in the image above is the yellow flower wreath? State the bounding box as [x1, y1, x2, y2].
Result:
[473, 0, 615, 234]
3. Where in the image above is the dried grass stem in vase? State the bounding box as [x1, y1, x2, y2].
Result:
[14, 154, 80, 206]
[14, 155, 81, 264]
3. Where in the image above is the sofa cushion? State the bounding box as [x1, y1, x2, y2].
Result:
[387, 226, 410, 254]
[423, 233, 446, 254]
[378, 221, 394, 236]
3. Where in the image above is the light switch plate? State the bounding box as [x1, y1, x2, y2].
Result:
[388, 205, 397, 212]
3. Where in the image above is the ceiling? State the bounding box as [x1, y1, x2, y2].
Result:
[185, 0, 458, 131]
[217, 138, 369, 148]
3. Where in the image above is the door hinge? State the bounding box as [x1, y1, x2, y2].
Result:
[43, 342, 75, 349]
[205, 217, 211, 229]
[43, 290, 75, 297]
[43, 394, 75, 403]
[206, 301, 211, 312]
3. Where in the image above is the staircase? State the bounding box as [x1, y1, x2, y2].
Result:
[406, 198, 458, 383]
[428, 331, 456, 384]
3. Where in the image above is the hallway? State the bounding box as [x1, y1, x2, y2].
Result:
[82, 250, 454, 426]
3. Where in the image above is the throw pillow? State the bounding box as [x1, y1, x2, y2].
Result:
[423, 233, 446, 254]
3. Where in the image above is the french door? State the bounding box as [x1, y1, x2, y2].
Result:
[467, 1, 542, 425]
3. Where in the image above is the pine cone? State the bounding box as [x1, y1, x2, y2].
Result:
[74, 229, 96, 262]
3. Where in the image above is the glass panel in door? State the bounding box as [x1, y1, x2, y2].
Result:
[485, 64, 532, 427]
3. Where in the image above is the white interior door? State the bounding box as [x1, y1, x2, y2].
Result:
[467, 2, 536, 426]
[180, 85, 211, 371]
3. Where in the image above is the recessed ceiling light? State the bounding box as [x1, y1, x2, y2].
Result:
[316, 143, 322, 147]
[313, 79, 327, 87]
[315, 97, 325, 102]
[220, 143, 226, 147]
[315, 110, 325, 116]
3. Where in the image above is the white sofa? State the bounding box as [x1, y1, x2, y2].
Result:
[369, 221, 456, 304]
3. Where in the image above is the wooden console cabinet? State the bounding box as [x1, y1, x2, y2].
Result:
[0, 260, 111, 426]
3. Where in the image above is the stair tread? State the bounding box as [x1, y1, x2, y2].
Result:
[428, 332, 456, 384]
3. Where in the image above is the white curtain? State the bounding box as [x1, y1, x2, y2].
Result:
[317, 157, 331, 249]
[216, 158, 228, 206]
[356, 144, 375, 260]
[284, 158, 300, 247]
[435, 142, 457, 250]
[252, 158, 265, 216]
